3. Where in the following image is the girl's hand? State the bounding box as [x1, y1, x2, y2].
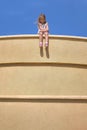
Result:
[40, 29, 47, 32]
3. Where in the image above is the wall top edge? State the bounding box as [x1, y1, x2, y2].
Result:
[0, 34, 87, 41]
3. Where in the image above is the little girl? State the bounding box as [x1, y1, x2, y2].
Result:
[38, 14, 49, 47]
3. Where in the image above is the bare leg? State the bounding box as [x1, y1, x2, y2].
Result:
[45, 32, 49, 47]
[39, 32, 43, 47]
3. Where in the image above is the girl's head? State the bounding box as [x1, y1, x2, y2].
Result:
[38, 14, 46, 24]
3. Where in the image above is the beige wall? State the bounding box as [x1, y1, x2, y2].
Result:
[0, 35, 87, 95]
[0, 35, 87, 130]
[0, 99, 87, 130]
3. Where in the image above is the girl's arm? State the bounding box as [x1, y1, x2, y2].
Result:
[44, 23, 49, 32]
[38, 23, 42, 30]
[38, 23, 49, 32]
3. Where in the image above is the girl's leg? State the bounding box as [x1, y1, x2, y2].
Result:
[39, 32, 43, 47]
[45, 32, 49, 47]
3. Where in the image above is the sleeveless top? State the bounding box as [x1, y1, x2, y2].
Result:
[38, 22, 49, 33]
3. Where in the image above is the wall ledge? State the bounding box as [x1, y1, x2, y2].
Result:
[0, 95, 87, 101]
[0, 34, 87, 41]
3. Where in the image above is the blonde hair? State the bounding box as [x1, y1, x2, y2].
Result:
[38, 14, 46, 24]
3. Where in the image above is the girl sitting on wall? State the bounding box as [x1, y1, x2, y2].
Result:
[38, 14, 49, 47]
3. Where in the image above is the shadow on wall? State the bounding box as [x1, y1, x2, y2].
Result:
[40, 46, 50, 58]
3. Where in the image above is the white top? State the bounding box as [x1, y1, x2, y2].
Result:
[38, 22, 49, 33]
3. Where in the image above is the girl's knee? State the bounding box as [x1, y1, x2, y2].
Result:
[45, 31, 48, 34]
[39, 32, 43, 35]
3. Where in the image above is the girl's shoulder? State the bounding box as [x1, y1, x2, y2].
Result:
[38, 22, 42, 26]
[45, 22, 48, 26]
[38, 22, 48, 27]
[38, 22, 48, 25]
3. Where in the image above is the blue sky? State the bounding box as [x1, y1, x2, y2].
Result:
[0, 0, 87, 37]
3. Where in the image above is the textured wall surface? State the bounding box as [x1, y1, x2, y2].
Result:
[0, 35, 87, 95]
[0, 99, 87, 130]
[0, 35, 87, 130]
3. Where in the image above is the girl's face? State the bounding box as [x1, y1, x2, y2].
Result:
[39, 17, 45, 24]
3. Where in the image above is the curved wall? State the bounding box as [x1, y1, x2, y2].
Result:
[0, 35, 87, 130]
[0, 35, 87, 96]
